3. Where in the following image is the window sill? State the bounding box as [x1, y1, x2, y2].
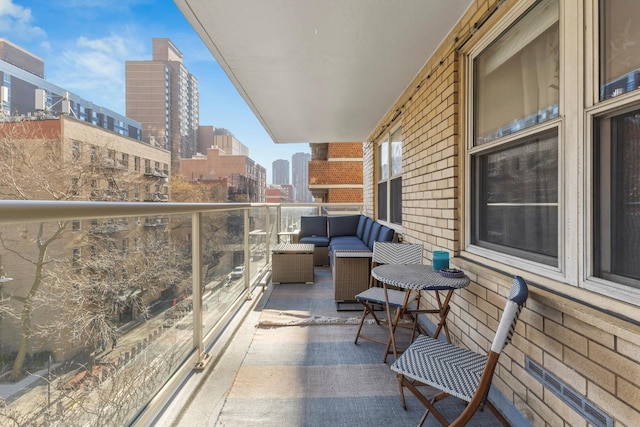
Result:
[454, 251, 640, 334]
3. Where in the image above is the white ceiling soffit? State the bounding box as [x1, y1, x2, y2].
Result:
[175, 0, 474, 144]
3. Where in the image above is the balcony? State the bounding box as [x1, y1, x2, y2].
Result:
[0, 201, 430, 425]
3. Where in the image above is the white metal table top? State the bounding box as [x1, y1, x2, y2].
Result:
[371, 264, 470, 291]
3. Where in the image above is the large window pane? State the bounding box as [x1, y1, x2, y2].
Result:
[378, 181, 388, 221]
[390, 177, 402, 224]
[377, 127, 402, 225]
[594, 109, 640, 286]
[391, 128, 402, 176]
[600, 0, 640, 100]
[379, 140, 389, 180]
[474, 0, 559, 145]
[472, 130, 558, 265]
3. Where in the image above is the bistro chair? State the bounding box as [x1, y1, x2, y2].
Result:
[390, 276, 528, 427]
[354, 241, 423, 346]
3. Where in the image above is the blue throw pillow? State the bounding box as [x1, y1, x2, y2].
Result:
[356, 215, 367, 239]
[300, 216, 328, 237]
[361, 218, 374, 243]
[378, 226, 395, 242]
[328, 215, 361, 237]
[367, 222, 382, 250]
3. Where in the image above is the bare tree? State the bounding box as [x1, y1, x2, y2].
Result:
[0, 118, 168, 380]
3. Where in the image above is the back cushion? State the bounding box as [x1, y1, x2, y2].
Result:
[356, 215, 367, 239]
[378, 226, 395, 242]
[328, 215, 361, 237]
[367, 222, 382, 250]
[361, 217, 374, 243]
[300, 216, 328, 237]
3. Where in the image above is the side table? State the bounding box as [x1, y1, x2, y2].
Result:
[271, 243, 314, 284]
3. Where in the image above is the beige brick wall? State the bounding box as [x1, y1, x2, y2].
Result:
[363, 0, 640, 425]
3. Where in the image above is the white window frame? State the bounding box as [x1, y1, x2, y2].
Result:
[463, 0, 568, 281]
[583, 0, 640, 305]
[376, 123, 402, 227]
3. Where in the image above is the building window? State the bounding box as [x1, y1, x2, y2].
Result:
[377, 126, 402, 225]
[134, 156, 140, 172]
[469, 0, 559, 266]
[72, 248, 81, 273]
[591, 1, 640, 290]
[594, 109, 640, 288]
[72, 142, 80, 160]
[599, 0, 640, 100]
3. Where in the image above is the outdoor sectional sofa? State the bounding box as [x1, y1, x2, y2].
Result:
[296, 214, 396, 304]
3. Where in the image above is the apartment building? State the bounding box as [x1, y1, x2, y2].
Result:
[180, 146, 266, 202]
[126, 38, 199, 171]
[291, 151, 312, 203]
[0, 115, 171, 359]
[272, 159, 289, 185]
[0, 39, 141, 139]
[308, 142, 363, 203]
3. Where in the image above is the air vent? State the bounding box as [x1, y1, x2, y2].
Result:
[525, 357, 613, 427]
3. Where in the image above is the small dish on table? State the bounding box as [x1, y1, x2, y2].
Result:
[439, 268, 464, 278]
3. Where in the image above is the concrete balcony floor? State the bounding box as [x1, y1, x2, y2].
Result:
[156, 267, 502, 426]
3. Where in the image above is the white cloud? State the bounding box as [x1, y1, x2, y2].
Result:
[49, 33, 145, 115]
[0, 0, 45, 39]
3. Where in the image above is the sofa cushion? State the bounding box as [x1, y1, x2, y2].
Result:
[378, 226, 395, 243]
[356, 215, 367, 239]
[328, 215, 361, 238]
[299, 236, 330, 247]
[367, 222, 382, 250]
[300, 216, 328, 238]
[361, 217, 374, 243]
[329, 235, 363, 249]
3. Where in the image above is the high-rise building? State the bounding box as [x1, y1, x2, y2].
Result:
[291, 152, 312, 203]
[272, 159, 289, 185]
[126, 38, 199, 171]
[0, 39, 141, 139]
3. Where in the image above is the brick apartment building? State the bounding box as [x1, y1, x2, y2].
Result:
[308, 142, 363, 203]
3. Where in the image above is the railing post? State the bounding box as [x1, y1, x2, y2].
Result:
[192, 212, 204, 358]
[244, 209, 251, 296]
[265, 206, 271, 264]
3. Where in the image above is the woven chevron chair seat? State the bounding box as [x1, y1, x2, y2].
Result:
[355, 287, 406, 307]
[391, 334, 487, 402]
[390, 276, 528, 427]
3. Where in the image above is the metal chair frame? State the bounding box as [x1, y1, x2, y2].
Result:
[354, 242, 423, 354]
[391, 276, 529, 427]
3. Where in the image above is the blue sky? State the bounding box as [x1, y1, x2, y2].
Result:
[0, 0, 308, 183]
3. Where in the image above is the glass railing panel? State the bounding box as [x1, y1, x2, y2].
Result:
[249, 206, 269, 281]
[201, 210, 246, 338]
[280, 206, 321, 234]
[0, 213, 195, 426]
[269, 206, 278, 247]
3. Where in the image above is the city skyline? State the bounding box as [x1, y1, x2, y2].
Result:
[0, 1, 309, 183]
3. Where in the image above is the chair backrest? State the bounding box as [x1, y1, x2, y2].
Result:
[372, 241, 423, 265]
[491, 276, 528, 354]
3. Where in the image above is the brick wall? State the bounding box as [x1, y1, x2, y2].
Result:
[327, 188, 363, 203]
[364, 0, 640, 425]
[327, 142, 362, 158]
[308, 161, 362, 185]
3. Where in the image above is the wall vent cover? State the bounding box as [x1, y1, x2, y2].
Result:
[525, 357, 613, 427]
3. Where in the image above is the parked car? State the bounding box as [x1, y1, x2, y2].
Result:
[230, 266, 244, 280]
